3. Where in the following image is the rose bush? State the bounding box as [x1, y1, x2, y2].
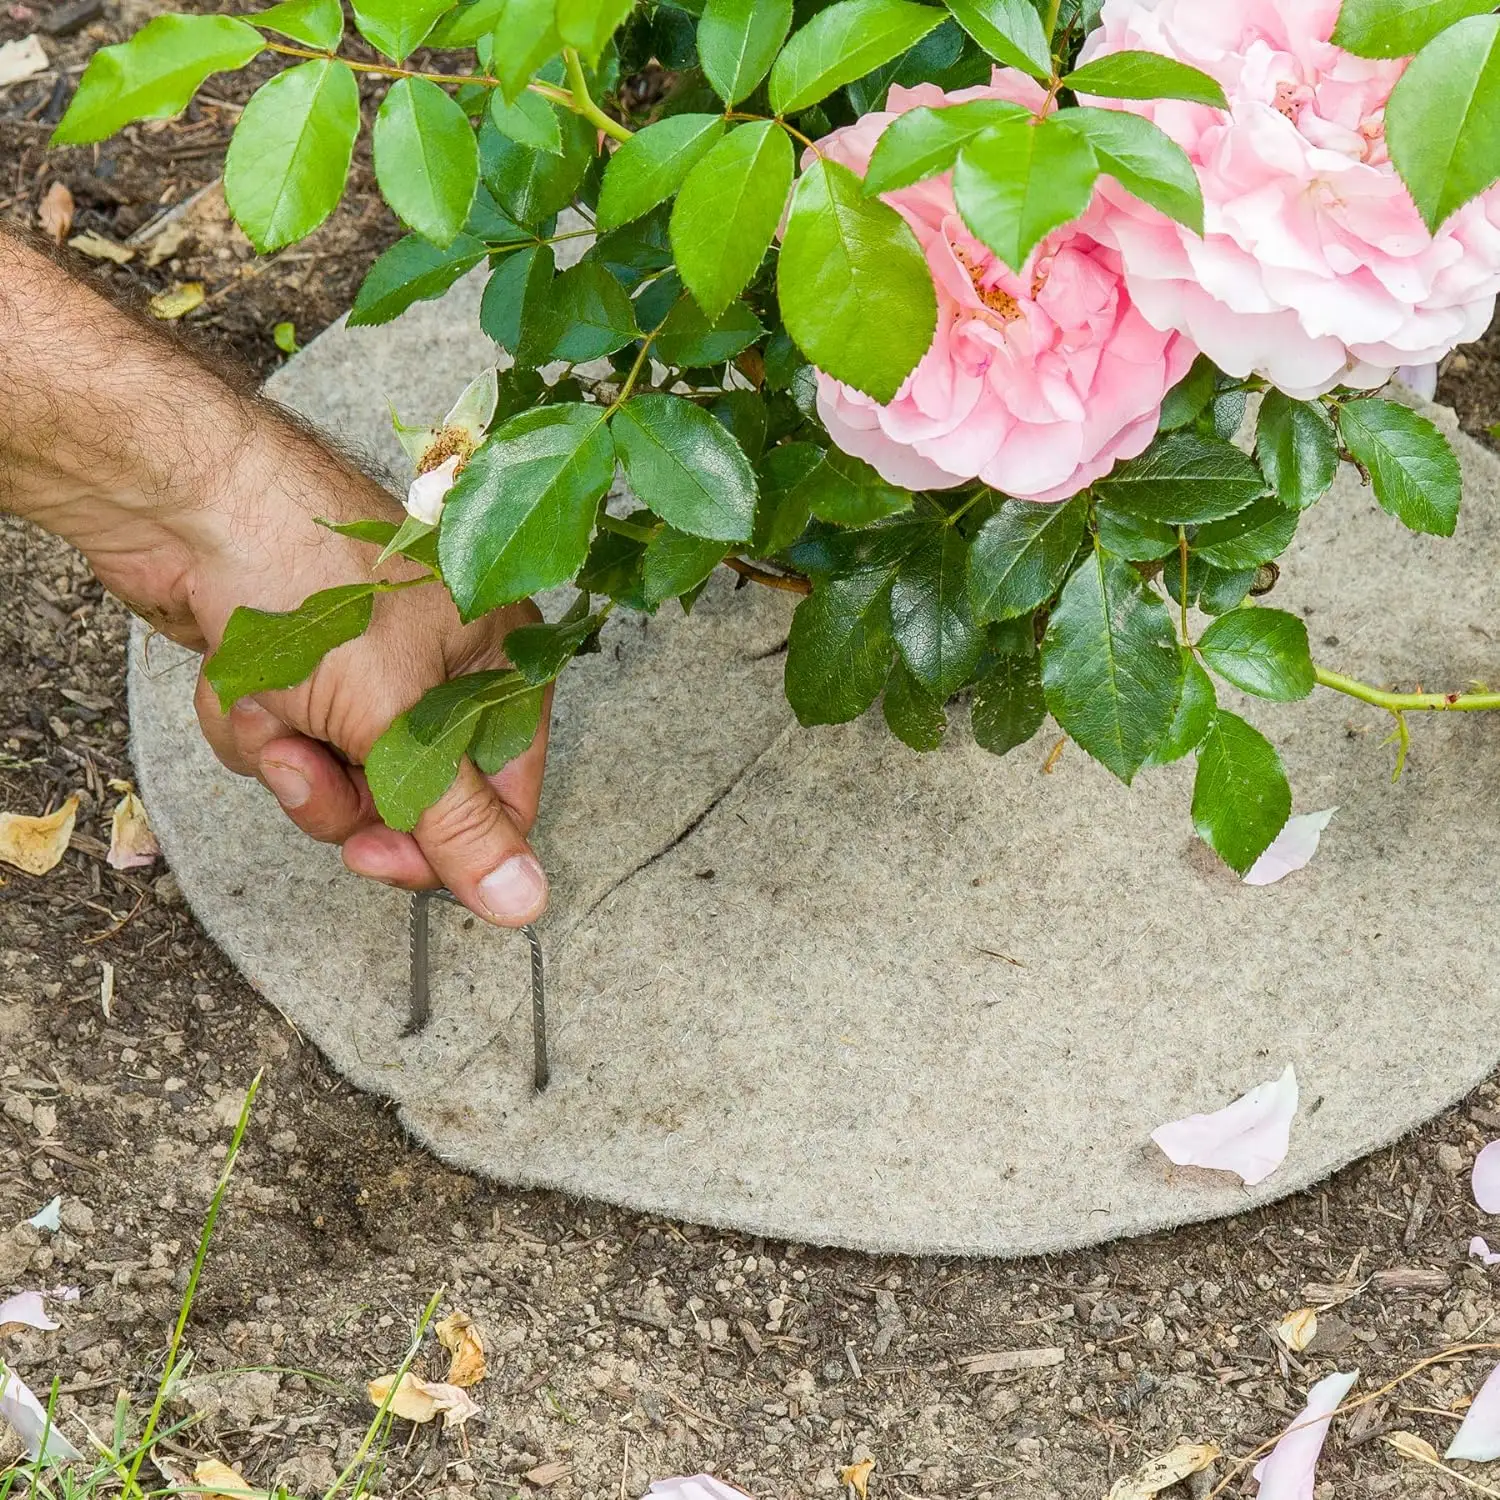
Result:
[52, 0, 1500, 877]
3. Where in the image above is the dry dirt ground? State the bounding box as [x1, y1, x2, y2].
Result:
[8, 3, 1500, 1498]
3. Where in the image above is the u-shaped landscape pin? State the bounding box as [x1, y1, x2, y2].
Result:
[406, 889, 549, 1093]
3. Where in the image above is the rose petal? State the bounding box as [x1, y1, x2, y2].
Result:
[1448, 1360, 1500, 1461]
[443, 368, 500, 444]
[648, 1478, 751, 1500]
[1243, 810, 1338, 887]
[1151, 1065, 1299, 1186]
[1252, 1370, 1359, 1499]
[1473, 1140, 1500, 1213]
[0, 1360, 83, 1463]
[1397, 363, 1440, 401]
[0, 1293, 59, 1332]
[404, 455, 461, 525]
[1471, 1237, 1500, 1267]
[27, 1196, 60, 1232]
[106, 783, 160, 871]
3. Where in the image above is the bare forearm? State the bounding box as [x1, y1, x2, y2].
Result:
[0, 228, 395, 646]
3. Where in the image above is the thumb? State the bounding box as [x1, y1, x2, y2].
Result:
[413, 759, 549, 927]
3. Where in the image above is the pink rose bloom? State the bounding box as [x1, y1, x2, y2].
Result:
[1078, 0, 1500, 399]
[811, 72, 1197, 505]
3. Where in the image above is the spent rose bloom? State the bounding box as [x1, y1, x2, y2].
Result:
[1077, 0, 1500, 399]
[396, 368, 499, 524]
[811, 72, 1197, 504]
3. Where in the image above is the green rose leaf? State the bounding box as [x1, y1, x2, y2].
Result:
[940, 0, 1049, 79]
[1199, 565, 1257, 617]
[579, 526, 650, 609]
[1191, 711, 1293, 876]
[1052, 107, 1205, 233]
[1157, 355, 1218, 432]
[1334, 0, 1497, 60]
[54, 13, 264, 145]
[884, 657, 949, 751]
[527, 259, 640, 362]
[1064, 49, 1229, 108]
[364, 710, 470, 832]
[556, 0, 635, 62]
[1095, 506, 1175, 562]
[786, 571, 899, 725]
[972, 650, 1046, 757]
[205, 583, 375, 711]
[1337, 396, 1463, 537]
[671, 121, 794, 322]
[969, 495, 1087, 622]
[439, 403, 616, 618]
[348, 232, 488, 327]
[753, 443, 821, 554]
[482, 110, 595, 226]
[611, 394, 759, 542]
[779, 157, 938, 404]
[1092, 432, 1267, 525]
[793, 449, 912, 528]
[351, 0, 453, 59]
[891, 523, 982, 697]
[479, 243, 555, 357]
[223, 59, 360, 254]
[653, 295, 765, 367]
[253, 0, 343, 49]
[407, 667, 536, 743]
[699, 0, 794, 104]
[953, 115, 1100, 272]
[1191, 496, 1300, 571]
[1256, 391, 1340, 511]
[1198, 607, 1316, 702]
[597, 114, 725, 230]
[1041, 548, 1183, 784]
[489, 88, 563, 155]
[1387, 14, 1500, 231]
[466, 0, 560, 100]
[769, 0, 946, 115]
[471, 685, 547, 774]
[863, 99, 1032, 196]
[1145, 654, 1216, 766]
[504, 597, 607, 684]
[429, 0, 511, 45]
[643, 527, 730, 607]
[374, 77, 480, 248]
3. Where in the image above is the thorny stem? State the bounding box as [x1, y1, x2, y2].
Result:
[598, 512, 656, 543]
[724, 557, 813, 595]
[731, 110, 820, 153]
[563, 47, 633, 143]
[1177, 526, 1190, 645]
[1313, 666, 1500, 714]
[607, 328, 662, 413]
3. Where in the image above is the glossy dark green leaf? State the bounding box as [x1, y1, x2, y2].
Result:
[643, 526, 729, 606]
[528, 259, 640, 361]
[1191, 711, 1292, 875]
[672, 121, 794, 322]
[779, 156, 938, 403]
[953, 114, 1100, 272]
[768, 0, 946, 114]
[1095, 506, 1176, 562]
[612, 394, 758, 541]
[224, 59, 360, 253]
[480, 242, 554, 357]
[710, 390, 769, 461]
[1198, 607, 1315, 702]
[890, 523, 982, 696]
[1065, 49, 1229, 108]
[1041, 548, 1183, 783]
[940, 0, 1049, 79]
[884, 657, 948, 750]
[1191, 496, 1300, 571]
[348, 232, 488, 326]
[971, 649, 1045, 756]
[863, 99, 1031, 196]
[503, 596, 607, 683]
[1337, 396, 1463, 536]
[1092, 432, 1267, 525]
[1334, 0, 1496, 61]
[373, 77, 479, 247]
[439, 404, 616, 617]
[698, 0, 793, 103]
[481, 111, 595, 226]
[653, 294, 764, 366]
[597, 114, 725, 229]
[797, 448, 912, 527]
[1157, 355, 1217, 432]
[1145, 654, 1215, 766]
[1052, 106, 1204, 232]
[578, 526, 650, 608]
[471, 683, 547, 772]
[1256, 391, 1340, 511]
[54, 13, 264, 145]
[205, 583, 374, 710]
[785, 571, 898, 725]
[753, 443, 821, 554]
[969, 495, 1086, 622]
[407, 667, 535, 743]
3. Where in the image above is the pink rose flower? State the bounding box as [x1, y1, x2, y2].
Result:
[811, 73, 1196, 504]
[1078, 0, 1500, 399]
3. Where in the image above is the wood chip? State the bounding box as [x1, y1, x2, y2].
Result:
[524, 1461, 571, 1486]
[1371, 1268, 1449, 1295]
[0, 34, 47, 86]
[68, 230, 134, 264]
[37, 181, 73, 244]
[959, 1347, 1065, 1375]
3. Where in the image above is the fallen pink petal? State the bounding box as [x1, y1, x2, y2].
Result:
[1397, 364, 1440, 401]
[0, 1360, 83, 1463]
[1473, 1141, 1500, 1213]
[648, 1477, 751, 1499]
[1471, 1237, 1500, 1266]
[1152, 1066, 1298, 1186]
[0, 1292, 58, 1331]
[1448, 1358, 1500, 1462]
[1243, 810, 1337, 887]
[1253, 1369, 1359, 1499]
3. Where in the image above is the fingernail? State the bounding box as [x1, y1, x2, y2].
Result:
[478, 853, 547, 924]
[262, 759, 311, 810]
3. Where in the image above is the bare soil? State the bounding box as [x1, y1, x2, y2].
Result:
[7, 3, 1500, 1497]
